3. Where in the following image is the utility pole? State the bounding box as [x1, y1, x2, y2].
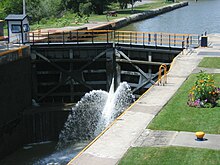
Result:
[23, 0, 26, 15]
[131, 0, 134, 13]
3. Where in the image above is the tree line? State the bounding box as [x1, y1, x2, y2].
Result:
[0, 0, 140, 23]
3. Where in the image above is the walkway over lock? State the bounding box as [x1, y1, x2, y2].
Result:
[27, 30, 200, 49]
[0, 30, 201, 104]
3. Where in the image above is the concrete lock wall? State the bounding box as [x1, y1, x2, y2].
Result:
[0, 57, 32, 126]
[0, 49, 32, 159]
[23, 110, 70, 143]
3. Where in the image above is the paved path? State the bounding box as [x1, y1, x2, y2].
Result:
[70, 35, 220, 165]
[133, 129, 220, 150]
[193, 67, 220, 74]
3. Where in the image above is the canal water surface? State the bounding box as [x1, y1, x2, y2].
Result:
[121, 0, 220, 34]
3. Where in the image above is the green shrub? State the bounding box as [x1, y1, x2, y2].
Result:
[79, 2, 92, 16]
[40, 18, 47, 24]
[216, 100, 220, 107]
[56, 18, 71, 27]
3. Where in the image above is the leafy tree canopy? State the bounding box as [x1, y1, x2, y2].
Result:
[0, 0, 142, 22]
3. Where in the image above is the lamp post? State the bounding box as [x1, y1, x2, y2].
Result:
[23, 0, 26, 15]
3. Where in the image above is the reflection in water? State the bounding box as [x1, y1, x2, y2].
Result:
[121, 0, 220, 34]
[33, 142, 88, 165]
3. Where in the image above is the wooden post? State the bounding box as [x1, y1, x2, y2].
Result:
[32, 32, 35, 45]
[92, 30, 94, 44]
[47, 31, 49, 45]
[107, 31, 109, 43]
[77, 30, 79, 45]
[169, 34, 171, 48]
[174, 34, 176, 46]
[148, 51, 152, 75]
[62, 31, 65, 44]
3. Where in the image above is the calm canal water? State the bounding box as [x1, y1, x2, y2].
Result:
[121, 0, 220, 34]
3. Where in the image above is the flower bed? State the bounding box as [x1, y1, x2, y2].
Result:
[188, 72, 220, 108]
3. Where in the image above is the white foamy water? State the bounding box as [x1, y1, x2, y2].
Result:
[34, 80, 134, 165]
[94, 80, 135, 136]
[33, 141, 88, 165]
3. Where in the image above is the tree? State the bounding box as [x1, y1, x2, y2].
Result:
[91, 0, 109, 14]
[26, 0, 42, 23]
[0, 0, 22, 19]
[68, 0, 109, 15]
[79, 2, 93, 16]
[117, 0, 140, 9]
[118, 0, 130, 9]
[26, 0, 63, 23]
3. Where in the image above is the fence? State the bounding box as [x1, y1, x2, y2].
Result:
[115, 31, 200, 48]
[27, 30, 200, 49]
[0, 46, 29, 65]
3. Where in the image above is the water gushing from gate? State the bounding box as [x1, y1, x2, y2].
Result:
[57, 80, 134, 150]
[34, 80, 134, 164]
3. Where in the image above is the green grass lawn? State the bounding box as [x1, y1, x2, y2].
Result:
[119, 146, 220, 165]
[148, 73, 220, 134]
[1, 0, 174, 31]
[30, 0, 172, 31]
[198, 57, 220, 69]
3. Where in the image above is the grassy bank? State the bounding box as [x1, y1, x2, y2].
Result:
[198, 57, 220, 69]
[119, 146, 220, 165]
[148, 73, 220, 134]
[30, 0, 173, 30]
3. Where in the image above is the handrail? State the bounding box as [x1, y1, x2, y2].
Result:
[25, 30, 200, 48]
[0, 45, 29, 65]
[0, 45, 28, 57]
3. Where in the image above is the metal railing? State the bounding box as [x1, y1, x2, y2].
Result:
[115, 31, 200, 48]
[28, 30, 114, 45]
[0, 46, 29, 65]
[26, 30, 200, 49]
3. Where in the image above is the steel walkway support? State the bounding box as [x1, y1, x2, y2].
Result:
[32, 49, 111, 102]
[115, 49, 156, 93]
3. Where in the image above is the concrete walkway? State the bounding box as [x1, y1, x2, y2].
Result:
[70, 34, 220, 165]
[133, 129, 220, 150]
[193, 67, 220, 74]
